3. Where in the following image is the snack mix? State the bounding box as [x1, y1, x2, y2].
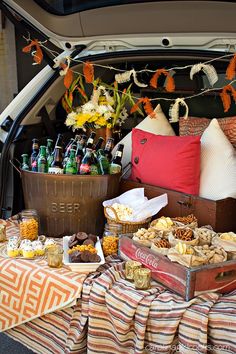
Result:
[131, 214, 232, 268]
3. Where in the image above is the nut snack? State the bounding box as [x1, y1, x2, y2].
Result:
[194, 245, 227, 264]
[133, 227, 158, 247]
[194, 227, 217, 246]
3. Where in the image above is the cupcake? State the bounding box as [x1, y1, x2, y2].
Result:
[44, 238, 56, 249]
[8, 236, 20, 246]
[32, 240, 45, 256]
[19, 239, 32, 255]
[22, 244, 35, 258]
[7, 243, 19, 257]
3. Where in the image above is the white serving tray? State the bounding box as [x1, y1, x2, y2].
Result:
[63, 236, 105, 273]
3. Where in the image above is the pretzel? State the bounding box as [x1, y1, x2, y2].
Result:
[154, 239, 171, 249]
[174, 228, 194, 241]
[172, 214, 197, 225]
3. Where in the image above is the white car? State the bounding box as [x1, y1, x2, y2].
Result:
[0, 0, 236, 220]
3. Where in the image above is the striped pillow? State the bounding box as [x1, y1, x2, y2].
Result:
[179, 116, 236, 149]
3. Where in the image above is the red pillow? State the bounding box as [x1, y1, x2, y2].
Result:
[131, 128, 201, 195]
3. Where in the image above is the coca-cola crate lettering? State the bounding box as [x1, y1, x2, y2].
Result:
[119, 236, 236, 300]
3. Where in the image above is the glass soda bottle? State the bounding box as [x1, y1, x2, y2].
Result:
[109, 144, 124, 174]
[76, 135, 86, 174]
[97, 149, 110, 175]
[80, 148, 92, 175]
[48, 146, 64, 174]
[21, 154, 30, 171]
[30, 138, 39, 172]
[65, 148, 77, 175]
[86, 131, 96, 150]
[38, 145, 48, 173]
[46, 138, 54, 167]
[94, 137, 104, 152]
[104, 137, 114, 162]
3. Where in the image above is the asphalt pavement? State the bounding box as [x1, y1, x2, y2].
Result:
[0, 333, 35, 353]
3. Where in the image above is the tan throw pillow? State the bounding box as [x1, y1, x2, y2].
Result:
[179, 116, 236, 149]
[112, 104, 175, 171]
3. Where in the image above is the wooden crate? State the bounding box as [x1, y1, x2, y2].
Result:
[119, 236, 236, 300]
[119, 179, 236, 232]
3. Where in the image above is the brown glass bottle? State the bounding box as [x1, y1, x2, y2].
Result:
[86, 131, 96, 150]
[109, 144, 124, 174]
[48, 146, 63, 174]
[104, 137, 114, 162]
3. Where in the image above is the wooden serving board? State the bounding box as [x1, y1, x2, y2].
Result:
[119, 236, 236, 300]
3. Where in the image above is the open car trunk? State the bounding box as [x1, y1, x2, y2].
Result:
[2, 49, 234, 218]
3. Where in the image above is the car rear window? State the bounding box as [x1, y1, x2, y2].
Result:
[33, 0, 157, 15]
[34, 0, 236, 15]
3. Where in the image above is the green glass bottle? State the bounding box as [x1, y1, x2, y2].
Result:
[21, 154, 30, 171]
[97, 149, 110, 175]
[37, 146, 48, 173]
[46, 138, 54, 167]
[65, 148, 77, 175]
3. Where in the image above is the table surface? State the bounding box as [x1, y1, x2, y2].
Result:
[0, 219, 86, 332]
[1, 220, 236, 354]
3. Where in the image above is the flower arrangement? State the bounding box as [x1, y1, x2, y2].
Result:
[63, 74, 140, 132]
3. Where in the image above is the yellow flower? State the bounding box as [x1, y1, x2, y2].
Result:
[107, 123, 112, 129]
[95, 116, 107, 127]
[74, 113, 91, 128]
[88, 113, 100, 123]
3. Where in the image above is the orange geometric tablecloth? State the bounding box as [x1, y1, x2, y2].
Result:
[0, 220, 86, 332]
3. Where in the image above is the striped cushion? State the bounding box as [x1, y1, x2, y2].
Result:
[179, 116, 236, 149]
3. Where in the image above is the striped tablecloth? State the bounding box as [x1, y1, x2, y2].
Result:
[0, 220, 86, 332]
[5, 260, 236, 354]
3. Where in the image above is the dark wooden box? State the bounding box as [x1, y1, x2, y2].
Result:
[119, 236, 236, 300]
[119, 180, 236, 233]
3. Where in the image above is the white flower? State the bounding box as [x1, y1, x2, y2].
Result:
[65, 111, 77, 126]
[82, 101, 96, 113]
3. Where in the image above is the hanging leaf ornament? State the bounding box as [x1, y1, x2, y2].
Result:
[190, 63, 218, 86]
[226, 54, 236, 80]
[115, 70, 132, 84]
[22, 39, 43, 65]
[130, 97, 155, 117]
[169, 98, 189, 123]
[59, 58, 74, 89]
[83, 61, 94, 83]
[220, 84, 236, 112]
[115, 69, 147, 87]
[150, 69, 175, 92]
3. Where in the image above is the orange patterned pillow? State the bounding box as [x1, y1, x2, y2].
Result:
[179, 116, 236, 148]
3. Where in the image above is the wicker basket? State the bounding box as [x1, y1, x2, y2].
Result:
[104, 206, 151, 234]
